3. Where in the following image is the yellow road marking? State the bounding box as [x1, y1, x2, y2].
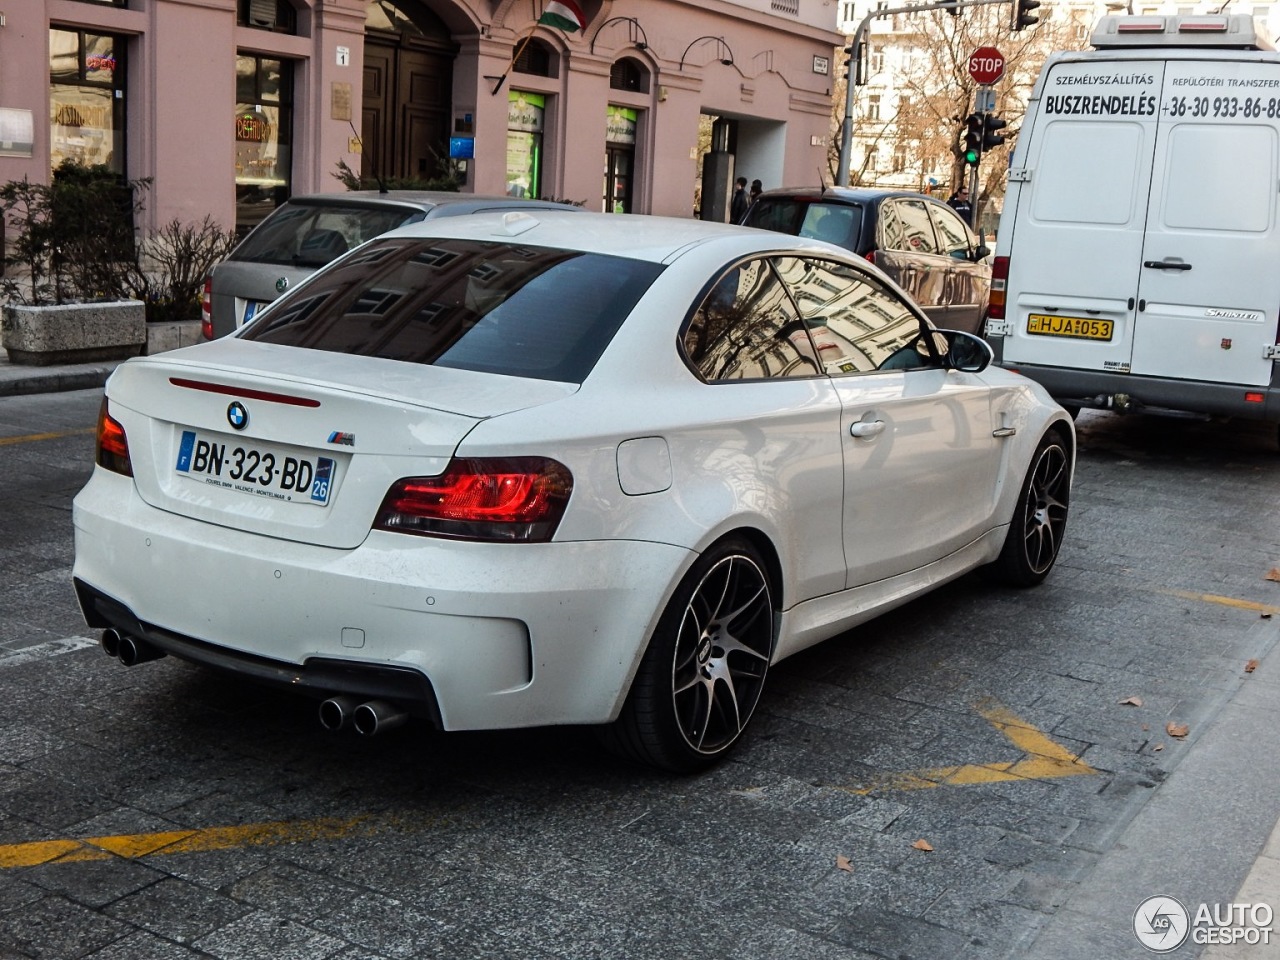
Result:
[0, 427, 96, 447]
[0, 814, 411, 870]
[847, 698, 1098, 795]
[1162, 589, 1280, 616]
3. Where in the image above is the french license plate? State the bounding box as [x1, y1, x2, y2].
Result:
[1027, 313, 1114, 341]
[175, 431, 334, 506]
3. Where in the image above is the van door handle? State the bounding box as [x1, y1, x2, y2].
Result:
[849, 420, 886, 438]
[1143, 260, 1192, 271]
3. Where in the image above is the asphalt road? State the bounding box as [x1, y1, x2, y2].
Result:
[1, 388, 1278, 960]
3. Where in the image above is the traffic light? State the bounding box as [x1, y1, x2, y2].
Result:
[1012, 0, 1041, 31]
[963, 113, 984, 166]
[982, 113, 1007, 151]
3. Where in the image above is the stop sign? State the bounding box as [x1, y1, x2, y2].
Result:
[968, 46, 1005, 85]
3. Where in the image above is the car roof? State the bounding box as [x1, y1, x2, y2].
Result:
[375, 209, 845, 264]
[754, 186, 943, 205]
[284, 191, 583, 214]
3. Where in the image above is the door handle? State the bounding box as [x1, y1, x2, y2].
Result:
[849, 420, 886, 438]
[1143, 260, 1192, 271]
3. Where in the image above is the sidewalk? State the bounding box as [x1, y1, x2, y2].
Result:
[0, 345, 122, 397]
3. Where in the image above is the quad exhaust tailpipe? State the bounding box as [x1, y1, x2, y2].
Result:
[101, 628, 166, 666]
[319, 697, 408, 737]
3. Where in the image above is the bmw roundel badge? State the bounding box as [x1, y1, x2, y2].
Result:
[227, 401, 249, 430]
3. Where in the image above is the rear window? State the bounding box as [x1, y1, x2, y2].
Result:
[744, 198, 865, 251]
[239, 237, 664, 383]
[230, 203, 424, 267]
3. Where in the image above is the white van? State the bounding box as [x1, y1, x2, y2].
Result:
[987, 14, 1280, 439]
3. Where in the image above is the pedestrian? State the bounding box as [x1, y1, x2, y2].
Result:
[947, 186, 973, 222]
[730, 176, 749, 223]
[749, 179, 762, 208]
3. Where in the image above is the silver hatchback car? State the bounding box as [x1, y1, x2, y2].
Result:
[201, 191, 582, 340]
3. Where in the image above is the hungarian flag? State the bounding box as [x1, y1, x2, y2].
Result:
[538, 0, 587, 32]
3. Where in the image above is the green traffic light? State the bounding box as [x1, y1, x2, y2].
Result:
[964, 149, 980, 164]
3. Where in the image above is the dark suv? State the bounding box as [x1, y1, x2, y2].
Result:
[202, 192, 582, 340]
[742, 187, 991, 334]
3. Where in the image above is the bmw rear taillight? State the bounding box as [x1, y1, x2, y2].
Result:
[95, 399, 133, 477]
[200, 276, 213, 340]
[374, 457, 572, 542]
[988, 255, 1009, 320]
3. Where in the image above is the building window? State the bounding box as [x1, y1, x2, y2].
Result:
[892, 146, 906, 173]
[869, 45, 884, 74]
[49, 28, 126, 175]
[235, 54, 294, 234]
[238, 0, 298, 34]
[515, 39, 556, 78]
[868, 95, 881, 121]
[610, 57, 649, 93]
[507, 90, 545, 199]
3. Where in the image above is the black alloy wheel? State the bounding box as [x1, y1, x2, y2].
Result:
[990, 432, 1071, 587]
[604, 537, 775, 773]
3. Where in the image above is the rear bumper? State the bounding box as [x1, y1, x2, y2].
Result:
[77, 579, 445, 723]
[992, 359, 1280, 421]
[72, 469, 692, 730]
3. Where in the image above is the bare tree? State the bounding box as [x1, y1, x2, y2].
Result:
[839, 4, 1088, 218]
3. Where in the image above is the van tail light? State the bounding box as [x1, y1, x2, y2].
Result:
[95, 399, 133, 477]
[200, 276, 213, 340]
[374, 457, 573, 543]
[988, 255, 1009, 320]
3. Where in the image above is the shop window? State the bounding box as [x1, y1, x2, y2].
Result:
[507, 91, 545, 199]
[610, 58, 649, 93]
[49, 28, 127, 175]
[235, 55, 294, 234]
[515, 39, 557, 78]
[238, 0, 298, 34]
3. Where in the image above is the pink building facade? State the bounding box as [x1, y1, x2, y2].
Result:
[0, 0, 840, 235]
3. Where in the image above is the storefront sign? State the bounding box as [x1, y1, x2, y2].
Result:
[606, 106, 637, 145]
[236, 113, 273, 143]
[0, 108, 34, 158]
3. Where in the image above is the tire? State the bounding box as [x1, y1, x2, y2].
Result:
[603, 537, 775, 773]
[989, 432, 1071, 588]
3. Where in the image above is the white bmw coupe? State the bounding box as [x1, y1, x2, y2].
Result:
[74, 210, 1073, 772]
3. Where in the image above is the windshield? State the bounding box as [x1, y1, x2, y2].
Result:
[239, 237, 664, 383]
[230, 203, 424, 267]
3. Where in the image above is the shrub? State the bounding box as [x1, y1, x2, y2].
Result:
[0, 160, 149, 305]
[127, 217, 236, 323]
[1, 161, 234, 321]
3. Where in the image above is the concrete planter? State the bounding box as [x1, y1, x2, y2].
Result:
[145, 319, 203, 355]
[1, 300, 146, 366]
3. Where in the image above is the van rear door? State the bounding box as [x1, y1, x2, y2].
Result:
[1131, 59, 1280, 387]
[1001, 61, 1165, 376]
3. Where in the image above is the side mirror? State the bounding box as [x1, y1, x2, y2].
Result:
[940, 330, 993, 373]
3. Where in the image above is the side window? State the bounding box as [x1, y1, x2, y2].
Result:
[929, 203, 974, 259]
[682, 259, 819, 381]
[772, 256, 931, 375]
[877, 201, 907, 252]
[896, 199, 940, 256]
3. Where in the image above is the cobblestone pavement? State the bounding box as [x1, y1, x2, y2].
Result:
[1, 391, 1278, 959]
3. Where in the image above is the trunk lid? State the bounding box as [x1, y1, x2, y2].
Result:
[107, 340, 576, 549]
